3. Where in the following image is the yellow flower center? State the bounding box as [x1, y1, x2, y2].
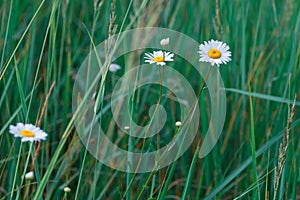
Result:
[208, 48, 221, 59]
[153, 56, 164, 62]
[20, 130, 35, 137]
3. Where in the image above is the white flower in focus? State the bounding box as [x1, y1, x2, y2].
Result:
[109, 63, 121, 72]
[64, 186, 71, 193]
[160, 37, 169, 46]
[25, 171, 34, 180]
[198, 39, 231, 67]
[9, 123, 48, 142]
[144, 50, 174, 66]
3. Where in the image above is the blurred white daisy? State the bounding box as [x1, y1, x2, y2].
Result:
[25, 171, 34, 180]
[64, 186, 71, 193]
[160, 37, 169, 46]
[198, 39, 231, 67]
[175, 121, 182, 127]
[109, 63, 121, 72]
[144, 50, 174, 66]
[9, 123, 48, 142]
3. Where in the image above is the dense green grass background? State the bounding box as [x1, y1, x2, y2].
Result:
[1, 0, 300, 199]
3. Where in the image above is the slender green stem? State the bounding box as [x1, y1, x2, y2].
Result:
[10, 143, 23, 199]
[181, 146, 200, 200]
[0, 0, 13, 70]
[0, 0, 46, 80]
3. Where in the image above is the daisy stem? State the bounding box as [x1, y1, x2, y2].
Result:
[157, 66, 164, 182]
[157, 66, 163, 147]
[197, 65, 213, 99]
[15, 142, 34, 200]
[10, 142, 23, 199]
[22, 142, 40, 200]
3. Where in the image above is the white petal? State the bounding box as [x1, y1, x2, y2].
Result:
[157, 62, 166, 66]
[160, 38, 169, 46]
[109, 63, 121, 72]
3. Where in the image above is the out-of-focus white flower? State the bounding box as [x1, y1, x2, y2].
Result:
[124, 126, 130, 131]
[9, 123, 47, 142]
[109, 63, 121, 72]
[144, 50, 174, 66]
[25, 171, 34, 180]
[64, 186, 71, 193]
[175, 121, 182, 127]
[160, 37, 169, 46]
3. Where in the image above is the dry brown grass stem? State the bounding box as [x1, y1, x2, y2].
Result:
[273, 96, 296, 200]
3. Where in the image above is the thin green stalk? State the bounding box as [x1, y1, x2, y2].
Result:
[74, 112, 97, 200]
[195, 163, 205, 200]
[15, 143, 33, 200]
[0, 0, 13, 70]
[14, 59, 28, 119]
[150, 173, 156, 198]
[89, 3, 105, 199]
[249, 87, 259, 199]
[0, 0, 45, 80]
[181, 146, 199, 200]
[10, 143, 23, 199]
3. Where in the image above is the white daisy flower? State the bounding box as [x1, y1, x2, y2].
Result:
[144, 50, 174, 66]
[198, 39, 231, 67]
[9, 123, 48, 142]
[160, 37, 169, 46]
[109, 63, 121, 72]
